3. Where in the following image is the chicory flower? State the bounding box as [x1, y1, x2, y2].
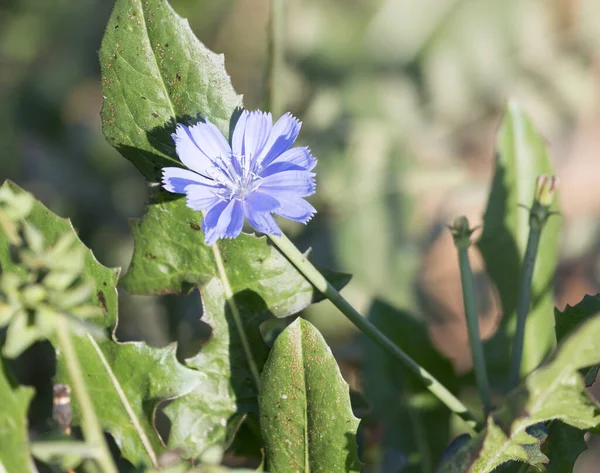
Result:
[162, 110, 317, 245]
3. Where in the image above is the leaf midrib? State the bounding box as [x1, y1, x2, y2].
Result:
[138, 0, 177, 123]
[86, 333, 159, 466]
[300, 324, 310, 473]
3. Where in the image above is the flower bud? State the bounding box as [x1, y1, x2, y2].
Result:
[535, 175, 559, 207]
[449, 216, 476, 249]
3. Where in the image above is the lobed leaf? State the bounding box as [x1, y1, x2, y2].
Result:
[124, 190, 350, 458]
[532, 293, 600, 473]
[478, 101, 561, 379]
[0, 181, 202, 467]
[436, 313, 600, 473]
[122, 190, 349, 311]
[259, 318, 362, 473]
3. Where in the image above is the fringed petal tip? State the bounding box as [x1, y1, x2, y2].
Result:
[299, 210, 317, 225]
[281, 111, 302, 128]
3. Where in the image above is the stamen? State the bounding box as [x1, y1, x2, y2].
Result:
[209, 152, 263, 201]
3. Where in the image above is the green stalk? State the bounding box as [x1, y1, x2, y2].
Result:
[212, 245, 262, 391]
[269, 233, 481, 431]
[508, 220, 542, 388]
[31, 441, 100, 460]
[509, 175, 558, 388]
[55, 316, 119, 473]
[451, 217, 492, 413]
[265, 0, 285, 117]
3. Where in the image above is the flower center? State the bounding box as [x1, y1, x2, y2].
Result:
[208, 153, 263, 201]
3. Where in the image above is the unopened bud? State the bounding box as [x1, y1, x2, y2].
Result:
[535, 175, 559, 207]
[449, 216, 476, 249]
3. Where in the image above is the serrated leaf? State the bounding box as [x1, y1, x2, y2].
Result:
[533, 294, 600, 473]
[436, 313, 600, 473]
[0, 362, 35, 473]
[162, 277, 269, 459]
[478, 102, 561, 378]
[363, 300, 455, 473]
[258, 318, 362, 473]
[100, 0, 242, 180]
[0, 181, 202, 467]
[132, 191, 351, 458]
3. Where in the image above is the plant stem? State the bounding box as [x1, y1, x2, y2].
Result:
[212, 245, 262, 391]
[55, 316, 118, 473]
[266, 0, 285, 117]
[509, 219, 542, 388]
[31, 441, 100, 460]
[453, 226, 492, 413]
[269, 233, 481, 431]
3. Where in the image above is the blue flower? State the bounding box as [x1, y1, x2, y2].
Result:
[161, 110, 317, 245]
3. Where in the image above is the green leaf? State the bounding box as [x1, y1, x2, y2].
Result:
[134, 191, 350, 459]
[99, 0, 352, 459]
[146, 464, 258, 473]
[555, 293, 600, 387]
[363, 300, 455, 473]
[122, 190, 348, 311]
[100, 0, 242, 180]
[542, 422, 586, 473]
[162, 277, 268, 459]
[0, 362, 35, 473]
[258, 318, 361, 473]
[0, 181, 202, 467]
[478, 101, 561, 378]
[436, 313, 600, 473]
[533, 294, 600, 473]
[555, 293, 600, 345]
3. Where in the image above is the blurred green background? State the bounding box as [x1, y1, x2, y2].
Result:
[2, 0, 600, 469]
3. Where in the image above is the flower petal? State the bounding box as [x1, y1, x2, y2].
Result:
[202, 199, 244, 246]
[257, 113, 301, 168]
[245, 191, 280, 213]
[243, 205, 282, 236]
[232, 110, 272, 158]
[162, 167, 212, 194]
[231, 110, 248, 156]
[260, 147, 317, 177]
[260, 170, 316, 197]
[185, 184, 222, 212]
[172, 124, 216, 175]
[187, 119, 231, 161]
[274, 196, 316, 223]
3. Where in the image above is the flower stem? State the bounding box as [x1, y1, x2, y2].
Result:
[31, 441, 100, 460]
[269, 233, 481, 431]
[509, 176, 559, 388]
[450, 218, 492, 413]
[508, 219, 542, 388]
[55, 316, 118, 473]
[265, 0, 285, 117]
